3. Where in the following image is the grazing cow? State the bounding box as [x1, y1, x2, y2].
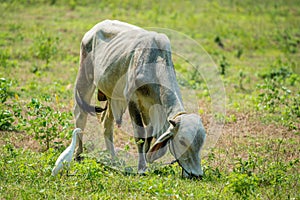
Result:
[74, 20, 206, 179]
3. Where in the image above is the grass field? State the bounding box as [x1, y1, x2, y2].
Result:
[0, 0, 299, 199]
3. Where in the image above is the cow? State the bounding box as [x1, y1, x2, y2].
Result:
[73, 20, 206, 179]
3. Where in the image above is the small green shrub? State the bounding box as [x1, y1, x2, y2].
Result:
[256, 63, 300, 129]
[0, 78, 15, 103]
[25, 98, 72, 150]
[225, 152, 300, 199]
[0, 49, 11, 68]
[31, 31, 59, 69]
[238, 70, 246, 90]
[0, 78, 26, 131]
[225, 172, 259, 199]
[219, 55, 230, 75]
[236, 48, 243, 59]
[175, 62, 205, 90]
[68, 0, 77, 10]
[151, 164, 177, 177]
[276, 30, 300, 54]
[214, 35, 224, 48]
[0, 109, 14, 131]
[203, 165, 222, 181]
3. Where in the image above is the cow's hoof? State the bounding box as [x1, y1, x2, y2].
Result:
[138, 167, 148, 175]
[138, 172, 147, 176]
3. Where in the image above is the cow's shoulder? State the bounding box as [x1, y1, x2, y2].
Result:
[154, 32, 171, 51]
[140, 31, 171, 52]
[128, 31, 170, 53]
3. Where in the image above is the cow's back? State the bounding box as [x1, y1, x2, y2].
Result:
[82, 20, 141, 49]
[93, 28, 172, 99]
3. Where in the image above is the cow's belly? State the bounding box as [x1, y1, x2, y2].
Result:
[94, 61, 129, 101]
[94, 62, 129, 123]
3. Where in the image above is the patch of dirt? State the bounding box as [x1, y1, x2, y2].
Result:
[0, 130, 41, 151]
[207, 110, 300, 171]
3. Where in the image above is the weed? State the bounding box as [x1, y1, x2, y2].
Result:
[238, 70, 246, 90]
[214, 35, 224, 48]
[25, 98, 72, 150]
[50, 0, 56, 5]
[0, 78, 18, 130]
[256, 62, 300, 129]
[151, 164, 177, 177]
[175, 62, 205, 90]
[31, 31, 59, 70]
[78, 159, 106, 192]
[203, 164, 222, 181]
[0, 49, 11, 68]
[213, 112, 226, 124]
[68, 0, 77, 10]
[0, 78, 15, 103]
[0, 109, 14, 131]
[236, 48, 243, 59]
[276, 30, 300, 54]
[219, 55, 230, 75]
[225, 114, 237, 123]
[225, 172, 259, 199]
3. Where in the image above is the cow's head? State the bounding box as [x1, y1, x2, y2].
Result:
[146, 113, 206, 179]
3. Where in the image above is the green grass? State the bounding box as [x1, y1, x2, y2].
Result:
[0, 0, 299, 199]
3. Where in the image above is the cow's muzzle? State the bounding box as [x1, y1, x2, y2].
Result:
[181, 167, 203, 180]
[170, 159, 203, 180]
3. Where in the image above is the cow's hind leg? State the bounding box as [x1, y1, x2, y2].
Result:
[73, 84, 95, 161]
[73, 49, 96, 160]
[128, 101, 147, 174]
[102, 102, 116, 157]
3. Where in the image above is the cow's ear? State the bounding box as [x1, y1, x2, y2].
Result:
[146, 131, 173, 163]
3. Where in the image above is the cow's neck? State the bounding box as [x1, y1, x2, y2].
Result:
[161, 87, 185, 119]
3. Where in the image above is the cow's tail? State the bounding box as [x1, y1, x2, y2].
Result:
[75, 89, 107, 116]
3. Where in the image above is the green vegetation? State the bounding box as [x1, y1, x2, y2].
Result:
[0, 0, 299, 199]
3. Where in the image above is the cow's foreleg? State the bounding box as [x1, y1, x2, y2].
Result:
[144, 125, 153, 154]
[141, 113, 153, 155]
[128, 101, 147, 174]
[102, 102, 116, 157]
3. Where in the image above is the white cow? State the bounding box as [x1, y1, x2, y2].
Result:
[74, 20, 206, 178]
